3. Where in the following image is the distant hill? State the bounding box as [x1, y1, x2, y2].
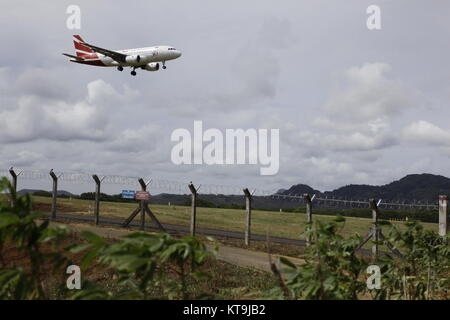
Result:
[17, 189, 41, 195]
[281, 184, 321, 196]
[282, 174, 450, 202]
[18, 189, 76, 197]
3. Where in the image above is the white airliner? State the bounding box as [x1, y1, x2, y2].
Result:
[63, 35, 182, 76]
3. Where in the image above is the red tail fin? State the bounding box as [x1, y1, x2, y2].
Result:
[73, 35, 96, 57]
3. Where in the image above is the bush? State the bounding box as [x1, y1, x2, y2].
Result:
[33, 190, 52, 197]
[182, 197, 217, 208]
[0, 178, 70, 299]
[268, 216, 367, 299]
[268, 216, 449, 300]
[374, 222, 450, 299]
[69, 232, 215, 299]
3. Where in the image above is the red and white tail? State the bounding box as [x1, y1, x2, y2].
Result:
[73, 35, 97, 58]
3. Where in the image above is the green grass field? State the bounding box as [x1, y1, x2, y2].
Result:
[32, 196, 438, 244]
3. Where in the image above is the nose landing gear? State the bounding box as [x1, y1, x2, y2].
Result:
[131, 67, 137, 76]
[117, 66, 123, 72]
[162, 61, 167, 69]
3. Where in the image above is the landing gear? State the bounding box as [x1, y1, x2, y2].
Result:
[117, 66, 123, 71]
[131, 67, 137, 76]
[162, 61, 167, 69]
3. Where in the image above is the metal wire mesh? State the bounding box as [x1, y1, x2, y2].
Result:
[1, 167, 439, 210]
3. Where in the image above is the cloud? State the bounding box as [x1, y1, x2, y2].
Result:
[324, 63, 410, 121]
[205, 18, 293, 111]
[276, 62, 419, 189]
[402, 120, 450, 146]
[322, 131, 396, 152]
[107, 124, 163, 153]
[14, 68, 68, 100]
[230, 18, 293, 99]
[0, 77, 137, 143]
[286, 63, 411, 154]
[1, 1, 450, 194]
[1, 150, 45, 167]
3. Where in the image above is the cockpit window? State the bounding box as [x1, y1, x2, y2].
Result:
[168, 48, 176, 50]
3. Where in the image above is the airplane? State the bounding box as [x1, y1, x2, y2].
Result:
[63, 35, 182, 76]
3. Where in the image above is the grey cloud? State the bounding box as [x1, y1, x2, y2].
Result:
[402, 121, 450, 147]
[1, 0, 450, 193]
[0, 75, 137, 143]
[324, 63, 411, 121]
[14, 68, 68, 100]
[1, 150, 45, 168]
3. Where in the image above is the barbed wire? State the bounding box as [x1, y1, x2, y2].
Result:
[1, 167, 440, 210]
[267, 193, 439, 210]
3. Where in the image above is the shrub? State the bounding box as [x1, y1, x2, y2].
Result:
[269, 216, 449, 300]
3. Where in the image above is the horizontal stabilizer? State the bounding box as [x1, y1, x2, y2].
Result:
[62, 53, 84, 61]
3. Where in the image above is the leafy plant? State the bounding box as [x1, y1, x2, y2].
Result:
[0, 177, 70, 299]
[0, 177, 216, 300]
[268, 216, 449, 300]
[68, 231, 215, 300]
[374, 221, 450, 300]
[270, 216, 368, 300]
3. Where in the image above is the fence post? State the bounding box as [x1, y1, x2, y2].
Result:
[369, 199, 379, 260]
[49, 169, 58, 220]
[243, 188, 252, 246]
[8, 167, 18, 193]
[303, 194, 313, 246]
[188, 183, 198, 236]
[92, 175, 104, 226]
[8, 167, 21, 207]
[138, 178, 148, 231]
[439, 195, 449, 237]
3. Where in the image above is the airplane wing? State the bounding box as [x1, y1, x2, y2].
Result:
[81, 42, 127, 63]
[62, 53, 85, 61]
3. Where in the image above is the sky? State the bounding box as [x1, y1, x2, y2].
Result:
[1, 0, 450, 194]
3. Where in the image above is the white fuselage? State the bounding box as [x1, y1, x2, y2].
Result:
[100, 45, 181, 67]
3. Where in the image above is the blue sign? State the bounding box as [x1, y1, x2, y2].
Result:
[121, 190, 136, 199]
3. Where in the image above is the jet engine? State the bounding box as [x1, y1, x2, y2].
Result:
[142, 62, 160, 71]
[125, 55, 141, 64]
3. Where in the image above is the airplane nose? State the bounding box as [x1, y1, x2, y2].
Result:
[176, 50, 182, 58]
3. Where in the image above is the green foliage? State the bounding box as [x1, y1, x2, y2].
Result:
[374, 221, 450, 300]
[182, 197, 217, 208]
[79, 192, 107, 201]
[78, 192, 135, 203]
[0, 177, 216, 300]
[270, 216, 368, 299]
[32, 190, 52, 197]
[69, 232, 214, 300]
[267, 216, 449, 300]
[217, 203, 245, 210]
[0, 177, 70, 299]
